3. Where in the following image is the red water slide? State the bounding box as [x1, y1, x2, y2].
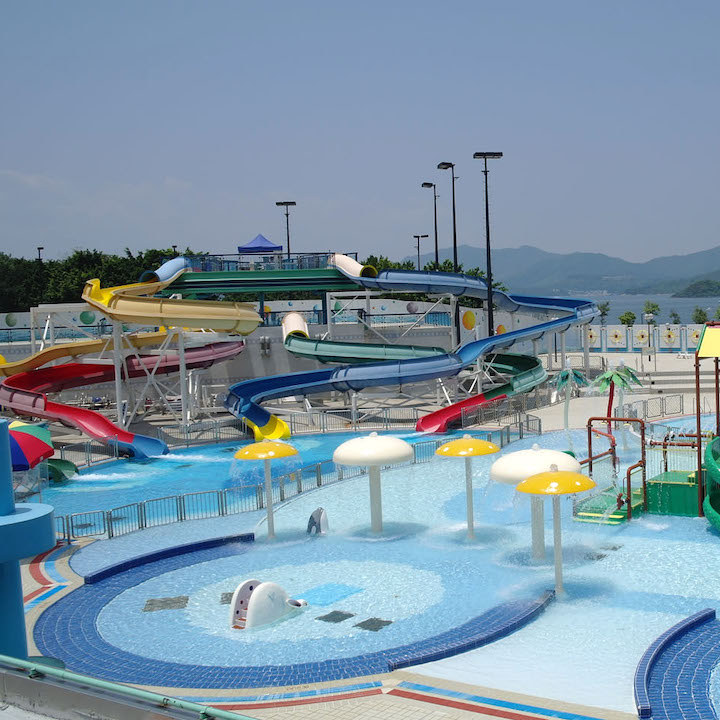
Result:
[0, 341, 244, 459]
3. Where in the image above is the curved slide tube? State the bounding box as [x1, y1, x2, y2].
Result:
[225, 256, 597, 438]
[282, 312, 447, 364]
[282, 313, 546, 431]
[0, 341, 245, 459]
[0, 332, 167, 378]
[416, 353, 546, 432]
[82, 257, 261, 334]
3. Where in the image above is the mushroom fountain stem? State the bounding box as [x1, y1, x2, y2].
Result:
[465, 457, 474, 539]
[264, 458, 275, 539]
[531, 496, 546, 561]
[369, 465, 383, 533]
[553, 495, 564, 596]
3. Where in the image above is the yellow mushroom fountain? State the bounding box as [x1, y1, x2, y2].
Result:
[234, 440, 298, 539]
[516, 466, 596, 596]
[435, 435, 500, 539]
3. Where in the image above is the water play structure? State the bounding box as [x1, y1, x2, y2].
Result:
[333, 432, 414, 533]
[229, 579, 307, 630]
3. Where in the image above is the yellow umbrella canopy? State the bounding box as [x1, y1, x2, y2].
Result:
[234, 441, 298, 461]
[516, 469, 596, 496]
[435, 435, 500, 458]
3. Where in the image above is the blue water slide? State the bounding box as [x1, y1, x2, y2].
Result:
[224, 263, 599, 434]
[138, 256, 191, 283]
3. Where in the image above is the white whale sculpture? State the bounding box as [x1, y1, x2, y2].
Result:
[229, 579, 307, 630]
[307, 507, 329, 535]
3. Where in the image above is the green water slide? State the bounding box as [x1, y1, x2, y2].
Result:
[703, 437, 720, 530]
[47, 458, 78, 483]
[284, 334, 447, 364]
[166, 268, 356, 295]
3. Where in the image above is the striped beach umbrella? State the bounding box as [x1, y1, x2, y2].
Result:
[8, 421, 54, 471]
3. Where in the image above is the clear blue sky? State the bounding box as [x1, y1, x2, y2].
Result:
[1, 0, 718, 262]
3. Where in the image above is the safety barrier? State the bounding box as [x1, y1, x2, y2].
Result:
[620, 394, 684, 421]
[287, 407, 420, 435]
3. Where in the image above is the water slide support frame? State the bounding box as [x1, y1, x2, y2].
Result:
[121, 330, 183, 426]
[326, 289, 455, 350]
[25, 302, 200, 428]
[112, 321, 125, 428]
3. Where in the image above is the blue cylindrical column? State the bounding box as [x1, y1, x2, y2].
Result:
[0, 420, 14, 515]
[0, 420, 55, 659]
[0, 558, 27, 657]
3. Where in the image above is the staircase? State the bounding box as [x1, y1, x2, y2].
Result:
[574, 486, 644, 525]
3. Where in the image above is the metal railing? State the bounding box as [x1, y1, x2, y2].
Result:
[59, 438, 119, 468]
[181, 252, 358, 273]
[461, 386, 551, 427]
[154, 417, 252, 448]
[287, 407, 420, 435]
[0, 653, 259, 720]
[619, 394, 684, 422]
[56, 434, 514, 542]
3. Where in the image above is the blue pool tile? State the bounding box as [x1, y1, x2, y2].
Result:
[298, 582, 362, 606]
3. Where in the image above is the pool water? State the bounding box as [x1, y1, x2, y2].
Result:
[44, 430, 454, 517]
[73, 431, 616, 669]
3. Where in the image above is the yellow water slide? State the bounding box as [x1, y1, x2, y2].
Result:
[81, 266, 260, 334]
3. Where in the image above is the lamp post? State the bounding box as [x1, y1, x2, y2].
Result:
[413, 234, 429, 270]
[421, 182, 439, 266]
[436, 163, 458, 272]
[275, 201, 297, 260]
[36, 246, 44, 261]
[171, 244, 178, 256]
[644, 312, 656, 372]
[438, 162, 461, 345]
[473, 152, 503, 336]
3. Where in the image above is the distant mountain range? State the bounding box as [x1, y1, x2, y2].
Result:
[401, 244, 720, 295]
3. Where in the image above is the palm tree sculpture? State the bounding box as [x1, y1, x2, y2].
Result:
[550, 359, 589, 449]
[592, 360, 643, 438]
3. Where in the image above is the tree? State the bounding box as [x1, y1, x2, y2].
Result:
[643, 301, 660, 323]
[669, 310, 681, 324]
[549, 360, 588, 449]
[619, 311, 636, 326]
[714, 307, 720, 321]
[692, 306, 709, 324]
[363, 255, 415, 271]
[592, 362, 643, 432]
[597, 301, 610, 325]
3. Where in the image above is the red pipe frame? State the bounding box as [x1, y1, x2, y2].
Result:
[587, 417, 646, 521]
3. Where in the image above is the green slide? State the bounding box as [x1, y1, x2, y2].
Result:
[284, 333, 447, 364]
[703, 437, 720, 531]
[47, 458, 78, 483]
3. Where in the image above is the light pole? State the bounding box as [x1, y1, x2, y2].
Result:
[438, 162, 461, 346]
[275, 201, 296, 260]
[437, 163, 458, 272]
[172, 244, 178, 256]
[473, 151, 503, 336]
[36, 247, 44, 261]
[421, 182, 439, 266]
[644, 312, 655, 371]
[413, 234, 429, 270]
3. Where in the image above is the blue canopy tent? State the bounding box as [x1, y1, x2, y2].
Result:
[238, 234, 283, 254]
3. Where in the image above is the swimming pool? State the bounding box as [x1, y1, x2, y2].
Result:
[35, 428, 720, 712]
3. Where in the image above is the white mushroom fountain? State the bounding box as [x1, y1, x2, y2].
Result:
[333, 432, 413, 533]
[490, 444, 581, 561]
